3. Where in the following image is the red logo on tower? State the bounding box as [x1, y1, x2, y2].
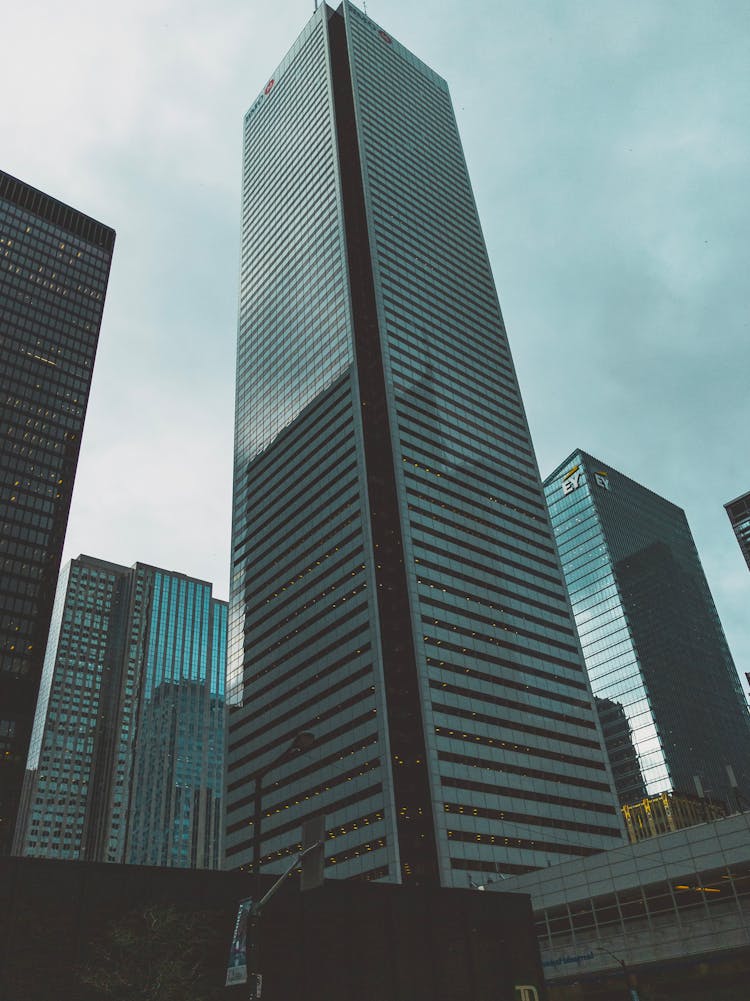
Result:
[264, 79, 275, 95]
[378, 30, 392, 44]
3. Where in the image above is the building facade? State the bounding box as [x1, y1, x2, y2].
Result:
[0, 170, 114, 853]
[492, 810, 750, 1001]
[227, 1, 624, 887]
[13, 556, 226, 869]
[544, 450, 750, 810]
[725, 491, 750, 572]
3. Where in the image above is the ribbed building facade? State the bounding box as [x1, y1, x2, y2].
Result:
[0, 170, 114, 853]
[226, 1, 624, 887]
[13, 556, 226, 869]
[544, 451, 750, 810]
[725, 491, 750, 572]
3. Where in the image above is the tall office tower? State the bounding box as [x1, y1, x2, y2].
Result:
[725, 491, 750, 571]
[12, 556, 227, 869]
[544, 451, 750, 810]
[0, 171, 115, 853]
[227, 1, 624, 888]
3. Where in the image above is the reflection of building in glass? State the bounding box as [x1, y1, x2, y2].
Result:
[544, 451, 750, 810]
[622, 791, 726, 843]
[725, 491, 750, 572]
[12, 556, 226, 868]
[226, 1, 624, 887]
[0, 171, 115, 854]
[595, 697, 646, 805]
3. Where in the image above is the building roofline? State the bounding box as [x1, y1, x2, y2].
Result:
[0, 169, 115, 252]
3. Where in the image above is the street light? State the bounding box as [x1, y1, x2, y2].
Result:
[596, 946, 640, 1001]
[250, 730, 315, 874]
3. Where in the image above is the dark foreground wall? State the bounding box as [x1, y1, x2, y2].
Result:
[0, 856, 544, 1001]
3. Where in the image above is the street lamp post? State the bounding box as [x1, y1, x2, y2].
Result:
[596, 946, 640, 1001]
[238, 731, 317, 1000]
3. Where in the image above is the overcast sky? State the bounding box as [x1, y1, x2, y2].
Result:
[3, 0, 749, 688]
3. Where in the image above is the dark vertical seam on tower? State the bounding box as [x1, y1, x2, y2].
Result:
[328, 10, 439, 884]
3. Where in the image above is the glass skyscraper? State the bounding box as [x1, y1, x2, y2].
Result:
[725, 491, 750, 572]
[13, 556, 227, 869]
[544, 450, 750, 810]
[0, 170, 114, 853]
[227, 1, 623, 887]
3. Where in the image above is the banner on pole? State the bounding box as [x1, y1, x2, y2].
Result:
[225, 898, 253, 987]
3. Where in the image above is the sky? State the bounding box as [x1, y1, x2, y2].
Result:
[3, 0, 749, 688]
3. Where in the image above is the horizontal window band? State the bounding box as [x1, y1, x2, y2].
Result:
[243, 563, 367, 648]
[415, 554, 568, 616]
[443, 800, 621, 838]
[242, 520, 361, 608]
[229, 663, 373, 752]
[446, 827, 600, 858]
[227, 707, 378, 792]
[230, 643, 373, 732]
[450, 857, 535, 876]
[429, 678, 595, 731]
[432, 705, 604, 762]
[405, 475, 549, 544]
[424, 631, 585, 685]
[421, 597, 577, 653]
[226, 774, 382, 842]
[241, 601, 369, 680]
[426, 655, 593, 711]
[439, 751, 616, 801]
[227, 731, 379, 807]
[418, 579, 573, 640]
[239, 485, 360, 576]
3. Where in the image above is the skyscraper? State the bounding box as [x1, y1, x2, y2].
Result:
[13, 556, 227, 869]
[0, 170, 115, 853]
[725, 491, 750, 572]
[227, 2, 623, 887]
[544, 450, 750, 810]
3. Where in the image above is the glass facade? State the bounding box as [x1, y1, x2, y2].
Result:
[12, 557, 226, 868]
[0, 171, 114, 853]
[725, 491, 750, 572]
[227, 2, 624, 888]
[126, 570, 226, 869]
[544, 451, 750, 810]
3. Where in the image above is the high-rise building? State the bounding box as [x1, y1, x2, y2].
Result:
[544, 450, 750, 810]
[725, 491, 750, 572]
[0, 171, 115, 853]
[12, 556, 227, 869]
[226, 1, 624, 887]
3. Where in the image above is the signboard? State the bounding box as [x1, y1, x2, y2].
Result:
[561, 465, 610, 495]
[225, 898, 253, 986]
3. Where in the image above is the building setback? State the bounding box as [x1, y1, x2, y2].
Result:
[725, 491, 750, 572]
[12, 556, 226, 869]
[0, 171, 114, 853]
[543, 450, 750, 810]
[226, 1, 624, 887]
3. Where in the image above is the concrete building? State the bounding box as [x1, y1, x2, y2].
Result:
[226, 1, 623, 885]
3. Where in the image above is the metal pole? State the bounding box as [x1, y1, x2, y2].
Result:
[252, 774, 262, 874]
